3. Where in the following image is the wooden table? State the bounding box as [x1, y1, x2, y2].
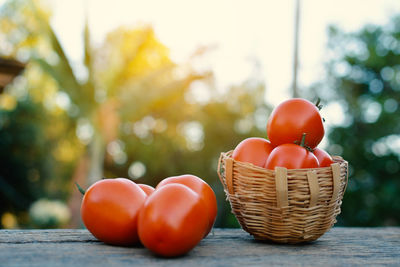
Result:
[0, 228, 399, 266]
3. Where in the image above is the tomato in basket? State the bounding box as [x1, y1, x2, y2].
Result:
[313, 147, 334, 167]
[264, 134, 319, 169]
[232, 137, 274, 168]
[267, 98, 324, 149]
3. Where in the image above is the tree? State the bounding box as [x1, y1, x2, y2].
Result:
[0, 0, 271, 228]
[313, 15, 400, 226]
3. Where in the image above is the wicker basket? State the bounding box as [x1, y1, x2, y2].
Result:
[217, 150, 348, 244]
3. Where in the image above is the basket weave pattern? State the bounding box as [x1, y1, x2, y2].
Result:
[217, 151, 348, 243]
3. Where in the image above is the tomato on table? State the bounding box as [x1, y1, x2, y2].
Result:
[156, 174, 217, 237]
[80, 178, 147, 246]
[138, 184, 155, 196]
[138, 183, 209, 257]
[267, 98, 324, 148]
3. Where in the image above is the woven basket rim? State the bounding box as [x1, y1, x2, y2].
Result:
[220, 150, 346, 173]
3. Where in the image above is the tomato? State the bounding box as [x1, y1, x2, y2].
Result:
[264, 143, 319, 169]
[138, 183, 209, 257]
[81, 178, 147, 246]
[232, 137, 274, 167]
[156, 174, 217, 237]
[267, 98, 324, 148]
[313, 147, 334, 167]
[138, 184, 155, 196]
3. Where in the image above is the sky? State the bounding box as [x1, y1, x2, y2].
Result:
[47, 0, 400, 108]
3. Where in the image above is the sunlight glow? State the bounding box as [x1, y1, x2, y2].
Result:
[49, 0, 400, 108]
[179, 121, 204, 151]
[128, 161, 146, 179]
[76, 118, 94, 144]
[107, 140, 127, 164]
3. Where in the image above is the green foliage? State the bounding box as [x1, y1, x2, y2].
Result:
[0, 0, 269, 228]
[315, 16, 400, 226]
[0, 98, 51, 224]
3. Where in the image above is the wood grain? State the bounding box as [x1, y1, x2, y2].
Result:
[0, 228, 399, 266]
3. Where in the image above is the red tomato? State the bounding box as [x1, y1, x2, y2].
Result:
[81, 178, 147, 246]
[267, 98, 324, 148]
[156, 174, 217, 237]
[313, 147, 334, 167]
[138, 184, 155, 196]
[138, 183, 209, 257]
[264, 143, 319, 169]
[232, 137, 274, 167]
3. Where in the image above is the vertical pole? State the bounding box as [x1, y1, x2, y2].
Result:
[292, 0, 301, 98]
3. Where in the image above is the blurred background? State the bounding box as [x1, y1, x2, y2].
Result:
[0, 0, 399, 229]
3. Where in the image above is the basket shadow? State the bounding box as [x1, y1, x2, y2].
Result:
[251, 238, 319, 247]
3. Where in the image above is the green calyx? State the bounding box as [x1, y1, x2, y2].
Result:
[315, 98, 326, 122]
[315, 98, 323, 110]
[294, 133, 314, 152]
[300, 133, 307, 147]
[75, 182, 86, 195]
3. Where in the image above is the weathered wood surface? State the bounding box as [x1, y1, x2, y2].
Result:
[0, 228, 399, 266]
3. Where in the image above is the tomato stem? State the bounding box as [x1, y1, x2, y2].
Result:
[75, 182, 86, 195]
[298, 133, 314, 152]
[300, 133, 307, 147]
[315, 98, 323, 110]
